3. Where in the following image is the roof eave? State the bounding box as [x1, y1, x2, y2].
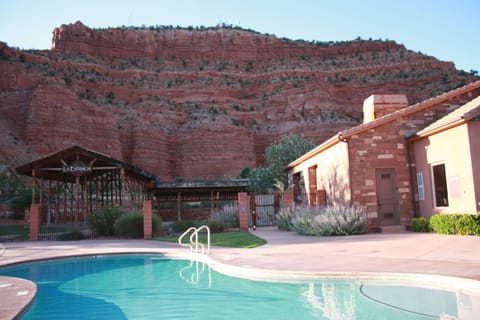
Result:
[340, 80, 480, 140]
[410, 118, 468, 141]
[286, 134, 342, 169]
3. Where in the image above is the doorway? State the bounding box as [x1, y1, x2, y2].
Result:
[308, 166, 318, 206]
[375, 168, 400, 225]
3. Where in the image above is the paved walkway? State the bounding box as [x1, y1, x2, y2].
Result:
[2, 228, 480, 279]
[1, 228, 480, 318]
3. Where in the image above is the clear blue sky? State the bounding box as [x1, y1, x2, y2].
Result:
[0, 0, 478, 72]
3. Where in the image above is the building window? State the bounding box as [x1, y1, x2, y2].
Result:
[416, 172, 425, 201]
[432, 164, 449, 207]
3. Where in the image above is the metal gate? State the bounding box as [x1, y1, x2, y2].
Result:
[248, 193, 281, 228]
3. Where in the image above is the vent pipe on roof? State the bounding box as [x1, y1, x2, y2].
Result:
[363, 94, 408, 124]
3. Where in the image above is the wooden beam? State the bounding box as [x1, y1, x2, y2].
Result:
[177, 192, 182, 221]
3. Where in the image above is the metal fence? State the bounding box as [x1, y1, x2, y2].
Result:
[249, 193, 282, 227]
[0, 207, 28, 241]
[0, 207, 92, 241]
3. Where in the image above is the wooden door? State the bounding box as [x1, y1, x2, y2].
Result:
[375, 168, 399, 225]
[308, 166, 317, 206]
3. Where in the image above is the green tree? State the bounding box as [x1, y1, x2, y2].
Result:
[0, 165, 38, 218]
[10, 188, 38, 217]
[248, 134, 315, 193]
[247, 166, 275, 194]
[0, 166, 27, 203]
[238, 167, 251, 179]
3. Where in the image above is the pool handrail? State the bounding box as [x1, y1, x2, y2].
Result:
[178, 225, 210, 255]
[196, 225, 210, 254]
[178, 227, 196, 253]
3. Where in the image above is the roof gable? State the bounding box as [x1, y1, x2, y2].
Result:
[16, 145, 159, 183]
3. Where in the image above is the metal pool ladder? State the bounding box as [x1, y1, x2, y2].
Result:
[178, 225, 210, 254]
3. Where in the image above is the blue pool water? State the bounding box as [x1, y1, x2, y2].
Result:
[0, 254, 473, 319]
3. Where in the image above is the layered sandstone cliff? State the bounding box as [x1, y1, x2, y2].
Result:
[0, 21, 477, 180]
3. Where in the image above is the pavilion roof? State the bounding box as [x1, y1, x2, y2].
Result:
[16, 145, 159, 184]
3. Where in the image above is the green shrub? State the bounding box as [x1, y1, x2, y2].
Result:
[288, 205, 368, 236]
[210, 203, 239, 228]
[429, 213, 480, 235]
[455, 214, 480, 235]
[276, 205, 297, 231]
[429, 214, 456, 234]
[114, 211, 162, 238]
[411, 217, 430, 232]
[171, 220, 198, 233]
[87, 207, 125, 236]
[57, 230, 86, 241]
[208, 220, 225, 233]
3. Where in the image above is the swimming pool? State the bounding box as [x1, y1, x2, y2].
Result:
[0, 254, 477, 319]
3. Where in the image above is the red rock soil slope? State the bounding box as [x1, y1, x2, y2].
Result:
[0, 21, 477, 181]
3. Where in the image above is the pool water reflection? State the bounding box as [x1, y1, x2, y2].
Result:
[0, 255, 478, 319]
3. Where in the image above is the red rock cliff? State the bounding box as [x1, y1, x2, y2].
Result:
[0, 22, 477, 181]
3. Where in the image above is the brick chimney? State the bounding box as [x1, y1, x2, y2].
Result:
[363, 94, 408, 124]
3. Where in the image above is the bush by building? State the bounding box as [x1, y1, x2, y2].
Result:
[57, 230, 86, 240]
[276, 205, 368, 236]
[170, 220, 198, 233]
[410, 217, 430, 232]
[114, 211, 162, 238]
[87, 207, 125, 236]
[429, 213, 480, 235]
[210, 203, 239, 228]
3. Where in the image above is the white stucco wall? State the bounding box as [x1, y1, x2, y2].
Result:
[413, 122, 478, 217]
[288, 141, 351, 206]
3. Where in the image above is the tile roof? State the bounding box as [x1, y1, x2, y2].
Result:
[339, 80, 480, 140]
[414, 95, 480, 138]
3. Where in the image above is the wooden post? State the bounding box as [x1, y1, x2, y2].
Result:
[250, 194, 256, 230]
[75, 178, 80, 223]
[39, 177, 44, 206]
[63, 182, 67, 222]
[83, 174, 88, 223]
[47, 180, 52, 225]
[31, 170, 36, 204]
[210, 191, 214, 215]
[29, 204, 42, 241]
[55, 182, 60, 223]
[177, 192, 182, 221]
[143, 200, 153, 239]
[119, 168, 125, 207]
[238, 192, 249, 231]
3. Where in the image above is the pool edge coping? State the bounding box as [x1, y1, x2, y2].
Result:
[0, 276, 36, 320]
[2, 250, 480, 319]
[165, 252, 480, 296]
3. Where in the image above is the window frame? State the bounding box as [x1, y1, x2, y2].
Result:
[416, 172, 425, 201]
[431, 163, 449, 207]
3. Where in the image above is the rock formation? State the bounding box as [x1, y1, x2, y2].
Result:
[0, 21, 477, 181]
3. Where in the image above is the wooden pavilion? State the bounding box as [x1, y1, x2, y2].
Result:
[153, 180, 249, 221]
[14, 145, 253, 239]
[16, 145, 158, 224]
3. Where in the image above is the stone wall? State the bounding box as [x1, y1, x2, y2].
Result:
[347, 87, 480, 226]
[0, 24, 478, 181]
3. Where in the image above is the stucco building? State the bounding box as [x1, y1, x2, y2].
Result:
[287, 80, 480, 228]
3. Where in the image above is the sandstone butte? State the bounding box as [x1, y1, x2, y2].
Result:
[0, 21, 478, 181]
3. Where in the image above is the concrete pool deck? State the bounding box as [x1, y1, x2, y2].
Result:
[1, 227, 480, 318]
